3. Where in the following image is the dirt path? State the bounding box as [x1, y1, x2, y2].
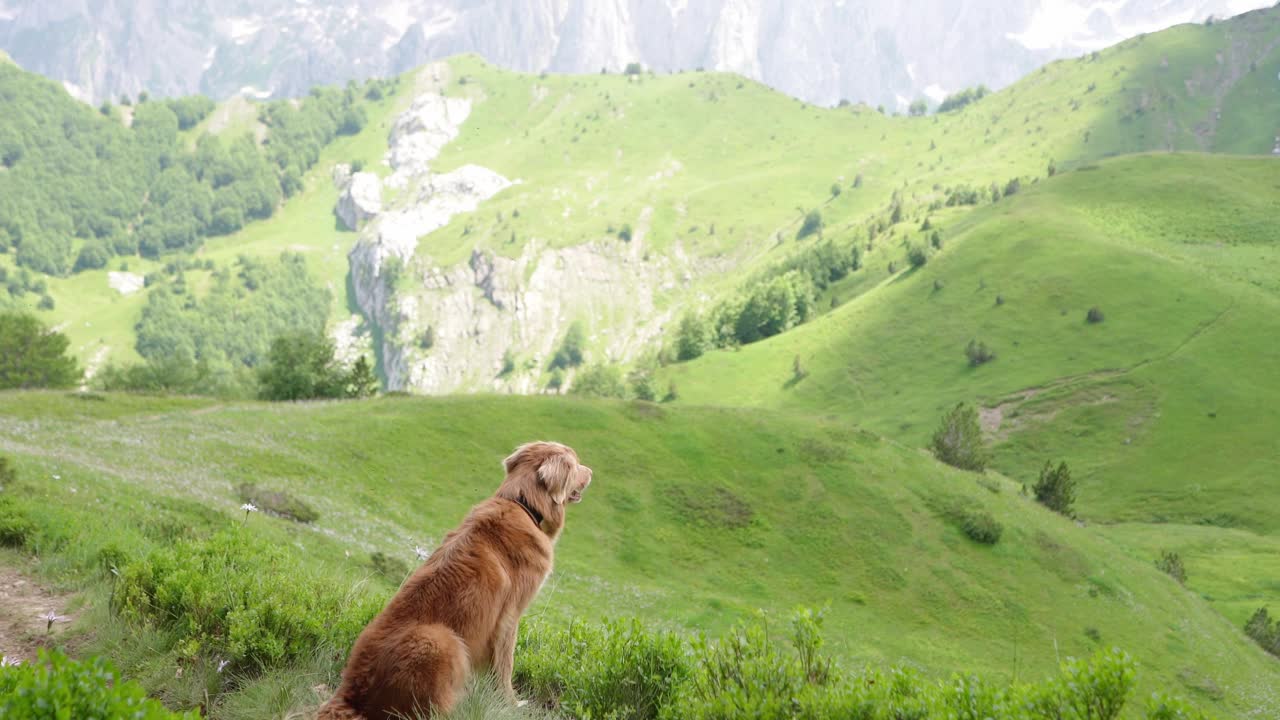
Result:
[0, 564, 75, 664]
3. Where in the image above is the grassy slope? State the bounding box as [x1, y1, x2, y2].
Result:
[661, 153, 1280, 624]
[426, 9, 1279, 271]
[15, 8, 1279, 372]
[1, 391, 1277, 718]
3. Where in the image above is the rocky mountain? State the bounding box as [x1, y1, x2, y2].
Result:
[0, 0, 1268, 107]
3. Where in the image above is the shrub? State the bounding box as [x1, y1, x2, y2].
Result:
[1087, 306, 1105, 323]
[959, 509, 1003, 544]
[36, 294, 54, 310]
[965, 339, 996, 367]
[257, 332, 353, 401]
[0, 312, 81, 390]
[1155, 550, 1186, 585]
[675, 313, 708, 361]
[618, 224, 633, 242]
[792, 355, 808, 381]
[0, 496, 35, 548]
[237, 483, 319, 523]
[908, 245, 929, 268]
[115, 529, 382, 672]
[570, 364, 627, 398]
[550, 321, 587, 370]
[797, 210, 823, 239]
[0, 649, 197, 719]
[500, 348, 517, 376]
[518, 618, 688, 720]
[930, 402, 989, 472]
[1034, 460, 1076, 516]
[369, 551, 411, 583]
[630, 370, 657, 401]
[830, 183, 842, 197]
[1244, 607, 1280, 658]
[931, 231, 943, 249]
[662, 382, 679, 403]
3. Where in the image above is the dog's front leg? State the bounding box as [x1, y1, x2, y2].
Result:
[493, 613, 521, 703]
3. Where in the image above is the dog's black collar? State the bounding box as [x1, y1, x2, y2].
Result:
[514, 494, 544, 527]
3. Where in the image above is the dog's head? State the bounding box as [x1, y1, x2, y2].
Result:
[502, 441, 593, 506]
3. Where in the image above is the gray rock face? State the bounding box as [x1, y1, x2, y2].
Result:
[336, 172, 383, 231]
[0, 0, 1265, 106]
[346, 82, 692, 394]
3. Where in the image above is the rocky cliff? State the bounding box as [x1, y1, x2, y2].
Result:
[0, 0, 1265, 107]
[345, 78, 689, 393]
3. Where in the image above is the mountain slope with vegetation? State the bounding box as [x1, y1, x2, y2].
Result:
[0, 392, 1277, 718]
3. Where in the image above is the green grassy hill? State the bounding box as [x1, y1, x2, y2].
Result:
[1, 391, 1277, 718]
[661, 152, 1280, 627]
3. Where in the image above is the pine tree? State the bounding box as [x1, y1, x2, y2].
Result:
[1033, 461, 1076, 516]
[929, 402, 989, 471]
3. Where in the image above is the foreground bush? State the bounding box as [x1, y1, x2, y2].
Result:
[516, 610, 1206, 720]
[0, 649, 198, 719]
[115, 529, 382, 673]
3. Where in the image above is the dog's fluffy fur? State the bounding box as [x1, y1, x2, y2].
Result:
[317, 442, 593, 720]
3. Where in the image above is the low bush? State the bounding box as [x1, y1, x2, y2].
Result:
[965, 339, 996, 367]
[1245, 607, 1280, 658]
[517, 618, 688, 720]
[237, 483, 319, 523]
[959, 508, 1003, 545]
[1155, 550, 1186, 585]
[1034, 461, 1076, 516]
[1087, 306, 1106, 324]
[114, 529, 382, 673]
[0, 496, 34, 547]
[0, 649, 198, 719]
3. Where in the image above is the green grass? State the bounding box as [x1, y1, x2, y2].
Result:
[1, 391, 1277, 718]
[660, 153, 1280, 647]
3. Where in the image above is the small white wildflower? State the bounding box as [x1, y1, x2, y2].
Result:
[0, 655, 22, 668]
[41, 611, 69, 632]
[414, 546, 429, 561]
[217, 659, 230, 673]
[240, 503, 259, 513]
[52, 474, 61, 480]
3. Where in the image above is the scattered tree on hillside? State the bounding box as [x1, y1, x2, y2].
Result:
[1245, 607, 1280, 658]
[1004, 177, 1022, 197]
[675, 313, 708, 361]
[550, 322, 587, 370]
[1155, 551, 1186, 585]
[797, 210, 823, 239]
[256, 332, 373, 401]
[346, 355, 379, 398]
[1033, 460, 1076, 516]
[792, 355, 808, 382]
[908, 99, 928, 117]
[965, 339, 995, 367]
[937, 85, 990, 113]
[0, 312, 81, 390]
[569, 364, 626, 398]
[830, 183, 842, 198]
[625, 62, 643, 76]
[629, 369, 657, 401]
[1087, 307, 1105, 324]
[853, 173, 863, 189]
[930, 231, 943, 250]
[907, 245, 929, 268]
[930, 402, 989, 472]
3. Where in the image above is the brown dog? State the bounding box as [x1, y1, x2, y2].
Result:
[318, 442, 593, 719]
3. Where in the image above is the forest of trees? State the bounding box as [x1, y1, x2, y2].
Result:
[0, 65, 376, 276]
[674, 237, 862, 359]
[92, 253, 333, 397]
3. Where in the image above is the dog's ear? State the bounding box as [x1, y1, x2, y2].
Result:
[502, 444, 532, 474]
[537, 450, 575, 505]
